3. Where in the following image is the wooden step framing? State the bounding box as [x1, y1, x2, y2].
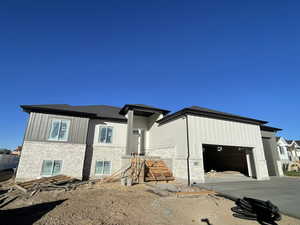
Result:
[145, 160, 174, 182]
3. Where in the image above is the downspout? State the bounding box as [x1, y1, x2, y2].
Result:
[185, 115, 191, 186]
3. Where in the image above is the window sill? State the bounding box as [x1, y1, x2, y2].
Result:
[47, 139, 68, 142]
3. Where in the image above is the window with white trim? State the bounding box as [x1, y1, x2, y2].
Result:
[48, 119, 70, 141]
[95, 160, 111, 175]
[41, 160, 62, 176]
[98, 126, 113, 144]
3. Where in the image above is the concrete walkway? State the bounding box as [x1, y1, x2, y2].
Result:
[196, 176, 300, 219]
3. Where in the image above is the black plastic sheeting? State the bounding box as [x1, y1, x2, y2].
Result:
[232, 197, 281, 225]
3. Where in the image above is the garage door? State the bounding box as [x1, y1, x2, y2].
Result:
[203, 144, 249, 175]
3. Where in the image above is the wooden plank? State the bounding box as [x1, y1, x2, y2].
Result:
[176, 191, 216, 195]
[15, 175, 75, 192]
[145, 177, 174, 181]
[14, 184, 28, 193]
[0, 196, 19, 209]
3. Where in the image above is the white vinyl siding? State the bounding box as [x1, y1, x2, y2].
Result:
[41, 160, 62, 176]
[95, 160, 111, 175]
[48, 119, 70, 141]
[98, 126, 113, 144]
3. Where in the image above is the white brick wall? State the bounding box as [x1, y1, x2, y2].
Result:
[16, 141, 86, 181]
[89, 146, 126, 179]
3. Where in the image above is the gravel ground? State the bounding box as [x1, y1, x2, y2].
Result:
[1, 181, 299, 225]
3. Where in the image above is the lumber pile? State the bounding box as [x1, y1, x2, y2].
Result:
[145, 160, 174, 182]
[0, 189, 19, 209]
[130, 157, 145, 184]
[15, 175, 78, 193]
[0, 175, 81, 209]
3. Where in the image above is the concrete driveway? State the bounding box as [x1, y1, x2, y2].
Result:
[196, 177, 300, 219]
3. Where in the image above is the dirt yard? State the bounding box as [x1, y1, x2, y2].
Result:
[1, 181, 300, 225]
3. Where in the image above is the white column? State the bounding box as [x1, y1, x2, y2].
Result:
[246, 150, 253, 177]
[125, 110, 134, 155]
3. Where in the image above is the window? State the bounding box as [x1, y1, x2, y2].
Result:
[279, 146, 284, 155]
[95, 160, 111, 175]
[48, 119, 70, 141]
[41, 160, 62, 176]
[98, 126, 113, 143]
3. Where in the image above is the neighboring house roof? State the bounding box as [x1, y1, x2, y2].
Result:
[276, 136, 289, 146]
[119, 104, 170, 116]
[260, 125, 282, 132]
[157, 106, 268, 125]
[276, 137, 290, 146]
[290, 140, 300, 148]
[276, 137, 280, 142]
[285, 140, 300, 149]
[295, 141, 300, 146]
[21, 104, 127, 121]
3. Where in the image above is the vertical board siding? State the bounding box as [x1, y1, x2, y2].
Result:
[188, 115, 265, 157]
[187, 115, 270, 180]
[25, 112, 89, 144]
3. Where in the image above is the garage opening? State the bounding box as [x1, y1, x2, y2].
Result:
[203, 144, 255, 182]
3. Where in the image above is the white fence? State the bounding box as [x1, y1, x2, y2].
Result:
[0, 154, 19, 171]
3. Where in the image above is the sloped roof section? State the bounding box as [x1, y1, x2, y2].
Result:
[188, 106, 268, 124]
[158, 105, 268, 125]
[21, 104, 126, 121]
[260, 125, 282, 132]
[119, 104, 170, 116]
[72, 105, 126, 120]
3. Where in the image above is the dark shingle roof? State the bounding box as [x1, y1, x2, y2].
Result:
[21, 104, 271, 126]
[188, 106, 268, 124]
[119, 104, 170, 115]
[157, 106, 268, 125]
[21, 104, 126, 121]
[286, 140, 293, 145]
[260, 125, 282, 132]
[295, 141, 300, 146]
[72, 105, 125, 120]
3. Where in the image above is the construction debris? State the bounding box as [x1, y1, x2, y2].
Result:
[0, 157, 175, 209]
[176, 190, 216, 198]
[15, 175, 78, 193]
[145, 160, 174, 182]
[0, 175, 83, 209]
[120, 156, 175, 185]
[206, 170, 246, 177]
[206, 170, 217, 176]
[130, 156, 146, 184]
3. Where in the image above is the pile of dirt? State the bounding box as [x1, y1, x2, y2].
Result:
[206, 170, 247, 177]
[0, 181, 299, 225]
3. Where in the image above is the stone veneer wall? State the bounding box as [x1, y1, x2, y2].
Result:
[16, 141, 86, 181]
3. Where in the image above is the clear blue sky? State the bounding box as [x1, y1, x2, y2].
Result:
[1, 0, 299, 149]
